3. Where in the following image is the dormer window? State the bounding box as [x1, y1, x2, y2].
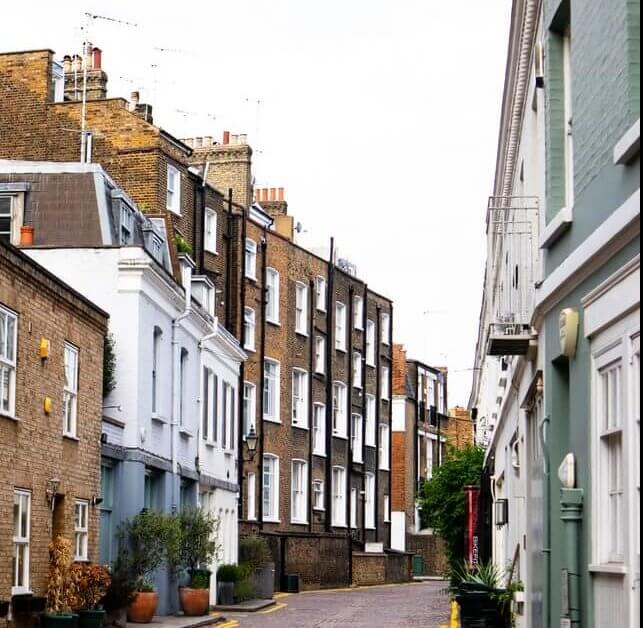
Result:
[120, 204, 135, 245]
[149, 235, 163, 262]
[0, 195, 24, 245]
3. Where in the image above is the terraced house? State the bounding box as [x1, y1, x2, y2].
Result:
[470, 0, 640, 626]
[0, 45, 399, 591]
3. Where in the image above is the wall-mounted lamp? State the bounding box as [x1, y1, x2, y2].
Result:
[245, 426, 258, 461]
[46, 478, 61, 512]
[43, 397, 53, 415]
[558, 453, 576, 489]
[495, 499, 509, 528]
[91, 496, 104, 508]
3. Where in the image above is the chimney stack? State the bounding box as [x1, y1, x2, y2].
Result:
[64, 46, 109, 101]
[223, 131, 230, 145]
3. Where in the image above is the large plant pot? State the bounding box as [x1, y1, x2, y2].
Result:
[127, 592, 158, 624]
[254, 564, 275, 600]
[456, 592, 508, 628]
[41, 614, 79, 628]
[0, 602, 10, 618]
[11, 595, 47, 615]
[217, 582, 235, 607]
[178, 588, 210, 617]
[103, 608, 127, 628]
[78, 609, 107, 628]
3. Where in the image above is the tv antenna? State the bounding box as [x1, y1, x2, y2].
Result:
[79, 11, 138, 163]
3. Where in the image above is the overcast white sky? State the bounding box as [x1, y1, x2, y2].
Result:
[3, 0, 512, 406]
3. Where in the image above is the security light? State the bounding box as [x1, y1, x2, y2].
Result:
[495, 499, 509, 527]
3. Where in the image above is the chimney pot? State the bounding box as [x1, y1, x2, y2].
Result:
[239, 134, 248, 145]
[72, 55, 82, 73]
[261, 189, 268, 202]
[223, 131, 230, 145]
[92, 47, 102, 70]
[195, 137, 203, 148]
[63, 56, 72, 74]
[278, 188, 285, 201]
[85, 42, 93, 70]
[270, 188, 277, 202]
[204, 136, 213, 146]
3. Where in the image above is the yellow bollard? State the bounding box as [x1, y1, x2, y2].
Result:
[450, 600, 459, 628]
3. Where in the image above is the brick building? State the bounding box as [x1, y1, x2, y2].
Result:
[0, 241, 108, 608]
[0, 47, 398, 590]
[390, 345, 454, 576]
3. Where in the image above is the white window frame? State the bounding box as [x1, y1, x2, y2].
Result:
[332, 382, 348, 438]
[335, 302, 347, 352]
[563, 28, 575, 211]
[152, 327, 162, 416]
[352, 413, 363, 463]
[247, 472, 257, 521]
[384, 495, 391, 523]
[245, 239, 257, 279]
[262, 454, 280, 523]
[353, 295, 364, 330]
[166, 164, 181, 215]
[332, 466, 347, 528]
[365, 473, 376, 529]
[365, 394, 377, 447]
[291, 460, 308, 525]
[263, 359, 281, 423]
[381, 366, 390, 400]
[366, 320, 376, 366]
[315, 336, 326, 375]
[315, 276, 327, 312]
[243, 382, 256, 438]
[74, 499, 89, 561]
[266, 268, 280, 325]
[0, 195, 25, 246]
[295, 282, 309, 336]
[381, 312, 391, 346]
[12, 490, 31, 595]
[313, 480, 325, 511]
[222, 382, 236, 451]
[292, 369, 309, 429]
[0, 305, 18, 418]
[202, 367, 216, 444]
[244, 307, 256, 352]
[63, 343, 79, 438]
[350, 487, 358, 529]
[313, 403, 326, 456]
[379, 423, 390, 470]
[353, 352, 363, 389]
[204, 208, 218, 254]
[179, 348, 189, 428]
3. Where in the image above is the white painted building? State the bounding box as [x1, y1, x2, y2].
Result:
[468, 2, 546, 626]
[2, 161, 246, 612]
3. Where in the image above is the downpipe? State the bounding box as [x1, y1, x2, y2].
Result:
[540, 414, 551, 625]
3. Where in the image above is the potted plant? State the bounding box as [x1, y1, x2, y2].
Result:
[216, 565, 240, 607]
[170, 509, 221, 617]
[239, 536, 275, 600]
[117, 511, 176, 624]
[42, 537, 77, 628]
[100, 570, 136, 628]
[70, 564, 111, 628]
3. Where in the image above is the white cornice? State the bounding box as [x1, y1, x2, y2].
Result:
[614, 118, 641, 165]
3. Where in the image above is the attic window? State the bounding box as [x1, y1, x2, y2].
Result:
[120, 204, 135, 245]
[149, 235, 163, 262]
[0, 195, 24, 245]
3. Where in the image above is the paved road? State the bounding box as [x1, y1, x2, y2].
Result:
[223, 581, 451, 628]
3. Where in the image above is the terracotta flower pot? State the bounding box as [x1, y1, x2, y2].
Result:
[127, 592, 158, 624]
[178, 588, 210, 617]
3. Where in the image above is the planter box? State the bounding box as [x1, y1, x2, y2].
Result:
[78, 609, 106, 628]
[456, 592, 509, 628]
[217, 582, 235, 607]
[11, 595, 47, 615]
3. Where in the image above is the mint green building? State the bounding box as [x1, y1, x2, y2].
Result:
[537, 0, 640, 626]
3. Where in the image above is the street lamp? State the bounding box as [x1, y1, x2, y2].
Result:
[246, 426, 258, 461]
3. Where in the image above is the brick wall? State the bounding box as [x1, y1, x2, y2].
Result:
[0, 244, 108, 601]
[407, 533, 449, 577]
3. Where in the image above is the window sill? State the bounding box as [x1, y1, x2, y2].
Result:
[204, 441, 217, 450]
[179, 428, 194, 438]
[316, 308, 327, 315]
[541, 205, 573, 249]
[588, 564, 627, 575]
[295, 330, 309, 338]
[332, 523, 348, 529]
[167, 207, 182, 216]
[336, 347, 347, 354]
[614, 118, 640, 165]
[205, 249, 219, 257]
[244, 346, 256, 353]
[379, 467, 391, 472]
[151, 413, 168, 425]
[264, 417, 282, 425]
[291, 520, 309, 526]
[365, 443, 377, 449]
[366, 362, 376, 369]
[353, 459, 364, 465]
[266, 319, 281, 328]
[0, 412, 20, 422]
[313, 452, 327, 458]
[332, 433, 348, 441]
[292, 424, 310, 431]
[11, 588, 33, 597]
[263, 518, 281, 524]
[63, 434, 80, 443]
[313, 507, 326, 513]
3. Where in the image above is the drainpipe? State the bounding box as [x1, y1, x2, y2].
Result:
[361, 284, 369, 545]
[258, 231, 268, 529]
[560, 488, 584, 626]
[347, 286, 355, 532]
[171, 302, 192, 511]
[308, 278, 315, 534]
[540, 414, 552, 625]
[375, 305, 382, 544]
[238, 209, 248, 519]
[225, 188, 233, 332]
[325, 238, 335, 531]
[388, 304, 393, 549]
[199, 162, 211, 274]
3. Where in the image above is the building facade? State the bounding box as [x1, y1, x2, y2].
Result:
[390, 345, 452, 576]
[0, 162, 246, 612]
[471, 1, 640, 626]
[0, 47, 397, 590]
[0, 240, 108, 607]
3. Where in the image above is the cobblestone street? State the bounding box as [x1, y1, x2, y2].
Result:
[223, 581, 451, 628]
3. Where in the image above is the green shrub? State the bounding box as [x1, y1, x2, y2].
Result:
[239, 536, 272, 569]
[234, 578, 256, 604]
[237, 562, 255, 581]
[217, 565, 241, 584]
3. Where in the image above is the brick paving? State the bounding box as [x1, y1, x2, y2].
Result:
[226, 581, 451, 628]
